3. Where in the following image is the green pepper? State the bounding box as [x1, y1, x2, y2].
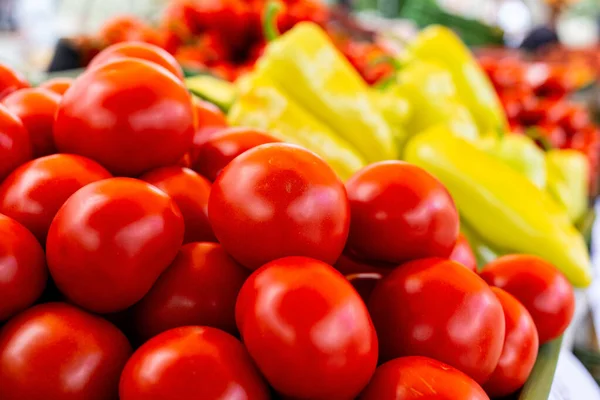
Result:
[406, 25, 508, 134]
[404, 125, 592, 288]
[546, 149, 589, 223]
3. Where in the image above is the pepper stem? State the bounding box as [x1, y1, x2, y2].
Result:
[263, 1, 283, 42]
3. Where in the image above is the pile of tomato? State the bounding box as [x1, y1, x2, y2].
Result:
[0, 42, 576, 400]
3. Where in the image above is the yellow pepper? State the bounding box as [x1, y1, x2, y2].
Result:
[255, 22, 398, 162]
[546, 149, 589, 223]
[404, 126, 592, 287]
[385, 59, 479, 141]
[406, 25, 508, 135]
[228, 71, 366, 181]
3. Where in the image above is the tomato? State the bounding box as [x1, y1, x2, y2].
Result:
[236, 257, 378, 399]
[0, 63, 29, 99]
[88, 42, 184, 81]
[46, 177, 184, 313]
[209, 143, 350, 270]
[0, 154, 112, 244]
[0, 302, 132, 400]
[141, 166, 215, 243]
[449, 233, 477, 272]
[54, 58, 194, 176]
[0, 214, 47, 321]
[480, 255, 575, 344]
[132, 242, 249, 340]
[368, 258, 505, 384]
[483, 287, 538, 398]
[3, 88, 61, 157]
[359, 356, 490, 400]
[185, 98, 229, 166]
[345, 161, 459, 264]
[0, 104, 31, 182]
[38, 77, 73, 96]
[120, 326, 270, 400]
[191, 127, 279, 182]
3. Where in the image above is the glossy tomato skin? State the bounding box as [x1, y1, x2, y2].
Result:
[480, 255, 575, 344]
[210, 143, 350, 270]
[0, 214, 47, 321]
[141, 166, 215, 243]
[0, 154, 112, 244]
[3, 88, 61, 157]
[39, 77, 73, 96]
[483, 288, 538, 398]
[0, 104, 31, 182]
[120, 326, 270, 400]
[0, 302, 132, 400]
[345, 161, 459, 264]
[236, 257, 378, 400]
[0, 63, 29, 99]
[368, 258, 505, 384]
[46, 177, 185, 313]
[88, 42, 184, 81]
[449, 233, 478, 272]
[192, 127, 279, 181]
[360, 356, 490, 400]
[54, 58, 194, 176]
[132, 242, 249, 340]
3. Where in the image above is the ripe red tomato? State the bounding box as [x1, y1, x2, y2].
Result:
[38, 77, 73, 96]
[132, 242, 249, 340]
[88, 42, 184, 81]
[3, 88, 62, 157]
[0, 154, 112, 244]
[185, 98, 229, 166]
[209, 143, 350, 270]
[191, 127, 279, 182]
[0, 104, 31, 182]
[54, 58, 194, 176]
[449, 233, 477, 272]
[368, 258, 505, 384]
[480, 255, 575, 344]
[345, 161, 459, 264]
[46, 177, 185, 313]
[236, 256, 378, 399]
[0, 63, 29, 99]
[120, 326, 270, 400]
[0, 214, 47, 321]
[483, 287, 538, 398]
[359, 356, 490, 400]
[141, 166, 215, 243]
[0, 302, 132, 400]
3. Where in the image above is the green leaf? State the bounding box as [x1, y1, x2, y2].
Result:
[519, 336, 563, 400]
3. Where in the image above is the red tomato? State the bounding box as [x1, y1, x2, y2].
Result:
[185, 98, 229, 166]
[449, 233, 477, 272]
[0, 302, 132, 400]
[480, 255, 575, 344]
[359, 356, 490, 400]
[236, 257, 378, 399]
[368, 258, 505, 384]
[209, 143, 350, 270]
[0, 154, 112, 244]
[0, 104, 31, 182]
[345, 161, 459, 264]
[191, 127, 279, 182]
[0, 63, 29, 99]
[3, 88, 62, 157]
[141, 166, 215, 243]
[46, 177, 184, 313]
[88, 42, 184, 81]
[483, 287, 538, 398]
[132, 242, 249, 340]
[0, 214, 47, 321]
[54, 58, 194, 176]
[120, 326, 270, 400]
[38, 77, 73, 96]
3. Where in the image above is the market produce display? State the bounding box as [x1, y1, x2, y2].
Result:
[0, 1, 596, 399]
